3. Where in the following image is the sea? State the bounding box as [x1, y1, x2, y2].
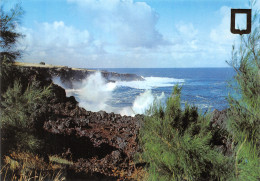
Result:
[57, 68, 236, 116]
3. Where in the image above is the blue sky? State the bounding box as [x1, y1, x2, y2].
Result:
[2, 0, 259, 68]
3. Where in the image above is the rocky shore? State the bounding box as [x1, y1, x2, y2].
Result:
[12, 62, 145, 179]
[42, 84, 143, 178]
[9, 62, 231, 179]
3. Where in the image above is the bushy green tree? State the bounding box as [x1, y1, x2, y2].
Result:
[0, 3, 24, 93]
[0, 3, 24, 62]
[138, 86, 233, 181]
[1, 80, 51, 153]
[0, 3, 53, 156]
[226, 2, 260, 180]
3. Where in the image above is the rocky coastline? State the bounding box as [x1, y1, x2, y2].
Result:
[14, 62, 144, 88]
[11, 62, 145, 179]
[8, 63, 231, 179]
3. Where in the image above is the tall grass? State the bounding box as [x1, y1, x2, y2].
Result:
[0, 152, 67, 181]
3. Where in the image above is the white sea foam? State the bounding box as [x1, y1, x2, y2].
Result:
[195, 95, 207, 100]
[73, 72, 117, 112]
[52, 73, 174, 116]
[196, 104, 213, 109]
[117, 76, 184, 89]
[52, 76, 67, 88]
[119, 90, 165, 116]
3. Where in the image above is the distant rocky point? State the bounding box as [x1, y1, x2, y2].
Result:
[14, 62, 144, 88]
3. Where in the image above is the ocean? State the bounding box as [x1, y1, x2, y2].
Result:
[60, 68, 235, 116]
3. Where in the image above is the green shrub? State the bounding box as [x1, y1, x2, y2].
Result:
[1, 80, 51, 153]
[0, 3, 24, 62]
[1, 3, 24, 93]
[226, 3, 260, 180]
[138, 86, 233, 181]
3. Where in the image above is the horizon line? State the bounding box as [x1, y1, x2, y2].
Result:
[90, 67, 232, 69]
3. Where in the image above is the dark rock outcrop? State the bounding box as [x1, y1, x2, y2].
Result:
[15, 64, 144, 88]
[210, 109, 233, 156]
[43, 101, 143, 177]
[11, 64, 144, 178]
[211, 109, 228, 130]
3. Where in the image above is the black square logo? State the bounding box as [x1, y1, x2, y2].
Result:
[231, 9, 251, 35]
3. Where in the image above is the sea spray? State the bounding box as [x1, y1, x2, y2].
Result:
[74, 71, 117, 112]
[52, 72, 166, 116]
[131, 90, 165, 114]
[52, 76, 68, 89]
[117, 76, 184, 89]
[119, 90, 165, 116]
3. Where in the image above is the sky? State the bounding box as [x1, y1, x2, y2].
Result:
[2, 0, 260, 68]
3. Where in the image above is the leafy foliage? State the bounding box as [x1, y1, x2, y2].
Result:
[138, 86, 233, 181]
[0, 3, 24, 62]
[0, 3, 24, 93]
[1, 80, 51, 152]
[226, 3, 260, 180]
[0, 56, 14, 92]
[227, 9, 260, 143]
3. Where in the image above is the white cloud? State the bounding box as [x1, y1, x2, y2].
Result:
[210, 6, 237, 45]
[16, 3, 243, 68]
[155, 22, 200, 65]
[34, 21, 90, 48]
[207, 5, 240, 65]
[175, 22, 198, 50]
[176, 22, 198, 40]
[68, 0, 168, 48]
[17, 21, 106, 66]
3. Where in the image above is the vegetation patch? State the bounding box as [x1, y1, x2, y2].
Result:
[49, 155, 73, 166]
[137, 86, 233, 180]
[1, 152, 66, 181]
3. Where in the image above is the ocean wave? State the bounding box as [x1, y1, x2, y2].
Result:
[196, 104, 213, 109]
[195, 95, 207, 100]
[116, 76, 185, 89]
[54, 74, 183, 115]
